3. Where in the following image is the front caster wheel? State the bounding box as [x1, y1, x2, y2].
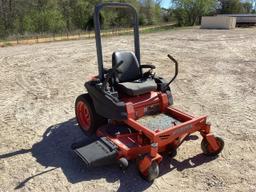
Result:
[139, 160, 159, 182]
[201, 136, 224, 156]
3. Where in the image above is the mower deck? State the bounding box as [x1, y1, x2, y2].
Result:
[74, 106, 213, 168]
[95, 106, 209, 160]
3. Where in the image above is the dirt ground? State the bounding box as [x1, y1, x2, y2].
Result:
[0, 27, 256, 192]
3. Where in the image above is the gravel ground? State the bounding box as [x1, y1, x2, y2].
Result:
[0, 27, 256, 192]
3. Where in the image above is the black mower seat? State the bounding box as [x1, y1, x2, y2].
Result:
[118, 78, 157, 96]
[112, 51, 157, 96]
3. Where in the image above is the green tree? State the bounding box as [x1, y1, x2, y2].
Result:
[71, 0, 102, 30]
[72, 0, 91, 30]
[173, 0, 218, 26]
[23, 15, 35, 33]
[47, 10, 66, 33]
[140, 0, 162, 25]
[219, 0, 243, 13]
[0, 17, 5, 37]
[218, 0, 253, 14]
[0, 0, 16, 36]
[173, 7, 188, 26]
[58, 0, 73, 31]
[241, 1, 253, 13]
[0, 0, 168, 39]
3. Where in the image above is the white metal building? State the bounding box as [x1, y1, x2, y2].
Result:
[201, 16, 236, 29]
[218, 14, 256, 25]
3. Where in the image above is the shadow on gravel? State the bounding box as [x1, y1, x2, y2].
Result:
[31, 118, 152, 192]
[159, 154, 218, 178]
[1, 118, 151, 191]
[0, 118, 218, 191]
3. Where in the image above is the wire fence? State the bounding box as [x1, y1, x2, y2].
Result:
[0, 23, 175, 47]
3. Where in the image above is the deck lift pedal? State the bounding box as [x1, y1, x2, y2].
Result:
[72, 2, 224, 182]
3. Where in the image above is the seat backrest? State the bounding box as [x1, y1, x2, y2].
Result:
[112, 51, 141, 83]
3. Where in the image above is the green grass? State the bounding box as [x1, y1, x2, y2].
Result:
[0, 23, 191, 46]
[141, 25, 176, 34]
[104, 24, 178, 37]
[0, 41, 13, 47]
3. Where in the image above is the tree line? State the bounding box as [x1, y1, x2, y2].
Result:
[0, 0, 164, 38]
[0, 0, 256, 39]
[172, 0, 256, 26]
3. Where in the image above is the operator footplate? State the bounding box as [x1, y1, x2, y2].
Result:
[73, 137, 118, 167]
[137, 113, 181, 131]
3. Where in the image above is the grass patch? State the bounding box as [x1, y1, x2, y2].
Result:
[103, 23, 178, 37]
[0, 23, 183, 46]
[0, 41, 13, 47]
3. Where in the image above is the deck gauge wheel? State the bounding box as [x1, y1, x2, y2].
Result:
[201, 136, 224, 156]
[138, 160, 159, 182]
[118, 157, 129, 170]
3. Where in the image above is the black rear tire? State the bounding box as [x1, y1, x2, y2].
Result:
[75, 94, 107, 136]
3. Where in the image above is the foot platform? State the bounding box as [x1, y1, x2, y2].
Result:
[73, 137, 118, 167]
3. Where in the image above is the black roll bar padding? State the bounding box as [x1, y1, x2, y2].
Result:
[94, 3, 141, 81]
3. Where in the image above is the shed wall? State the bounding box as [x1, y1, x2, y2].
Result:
[201, 16, 236, 29]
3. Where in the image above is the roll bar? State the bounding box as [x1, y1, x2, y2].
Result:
[94, 3, 141, 81]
